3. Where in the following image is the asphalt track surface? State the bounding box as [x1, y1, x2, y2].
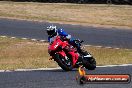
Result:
[0, 66, 131, 88]
[0, 18, 132, 87]
[0, 18, 132, 49]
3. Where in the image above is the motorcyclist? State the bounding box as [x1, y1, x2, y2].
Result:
[46, 25, 82, 53]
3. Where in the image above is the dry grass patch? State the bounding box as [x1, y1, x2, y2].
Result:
[0, 1, 132, 28]
[0, 37, 132, 70]
[85, 47, 132, 65]
[0, 37, 58, 70]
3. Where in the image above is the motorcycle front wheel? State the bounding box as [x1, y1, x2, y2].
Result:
[54, 54, 73, 71]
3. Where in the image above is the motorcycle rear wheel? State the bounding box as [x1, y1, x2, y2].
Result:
[82, 51, 96, 70]
[54, 54, 73, 71]
[83, 57, 96, 70]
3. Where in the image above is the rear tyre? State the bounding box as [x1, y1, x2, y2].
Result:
[83, 57, 96, 70]
[82, 51, 96, 70]
[54, 54, 73, 71]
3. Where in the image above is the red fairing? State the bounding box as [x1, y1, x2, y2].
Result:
[69, 52, 79, 66]
[48, 36, 63, 51]
[58, 51, 66, 57]
[48, 36, 69, 51]
[48, 35, 79, 67]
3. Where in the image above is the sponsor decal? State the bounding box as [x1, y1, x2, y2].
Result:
[76, 66, 131, 84]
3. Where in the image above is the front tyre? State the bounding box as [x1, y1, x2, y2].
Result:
[54, 54, 73, 71]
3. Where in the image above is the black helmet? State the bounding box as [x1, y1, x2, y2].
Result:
[46, 25, 57, 37]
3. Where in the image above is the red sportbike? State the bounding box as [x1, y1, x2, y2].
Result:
[48, 36, 96, 71]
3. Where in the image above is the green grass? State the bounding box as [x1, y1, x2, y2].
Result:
[0, 1, 132, 29]
[0, 37, 132, 70]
